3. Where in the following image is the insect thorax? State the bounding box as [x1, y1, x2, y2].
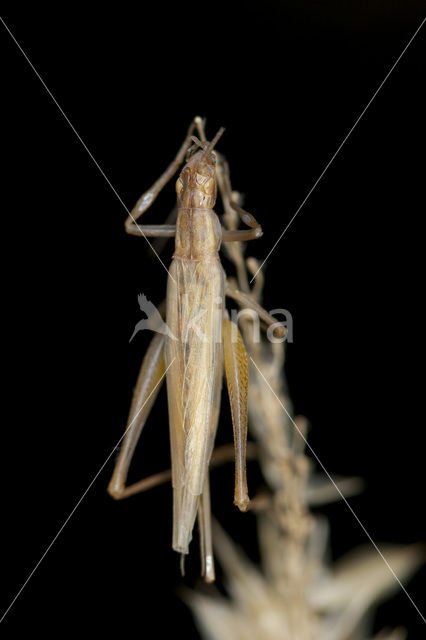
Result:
[174, 209, 222, 260]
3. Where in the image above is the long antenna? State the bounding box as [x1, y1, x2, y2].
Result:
[202, 126, 225, 159]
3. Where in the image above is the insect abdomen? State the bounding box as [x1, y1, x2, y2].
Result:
[165, 256, 224, 553]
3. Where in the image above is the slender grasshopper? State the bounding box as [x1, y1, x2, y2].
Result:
[108, 117, 281, 581]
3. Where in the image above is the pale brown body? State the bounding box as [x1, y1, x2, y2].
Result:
[166, 148, 225, 553]
[107, 118, 280, 580]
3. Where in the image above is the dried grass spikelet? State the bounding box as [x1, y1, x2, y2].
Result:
[186, 518, 423, 640]
[184, 157, 424, 639]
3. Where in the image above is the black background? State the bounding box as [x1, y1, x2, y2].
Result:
[1, 3, 425, 637]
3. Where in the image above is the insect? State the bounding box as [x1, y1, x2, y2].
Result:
[108, 117, 281, 581]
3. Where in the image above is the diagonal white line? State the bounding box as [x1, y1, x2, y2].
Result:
[0, 15, 175, 283]
[249, 355, 426, 625]
[250, 16, 426, 282]
[0, 357, 174, 624]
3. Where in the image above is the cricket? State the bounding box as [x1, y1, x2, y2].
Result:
[107, 117, 283, 581]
